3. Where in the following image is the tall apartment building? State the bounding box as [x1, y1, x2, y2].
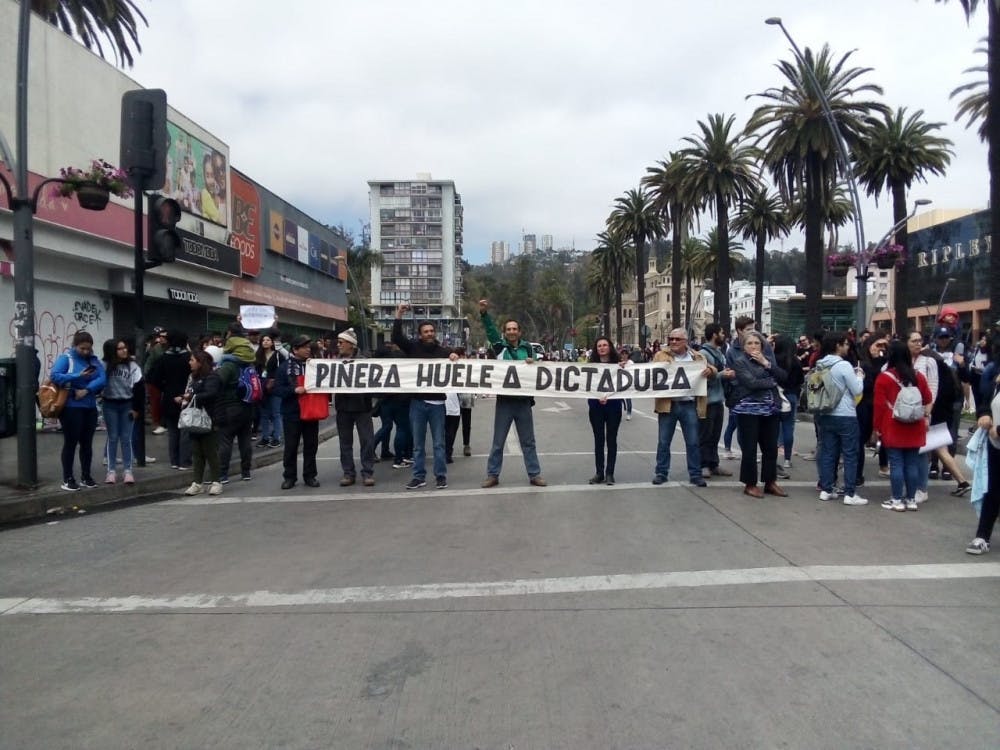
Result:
[368, 176, 465, 344]
[522, 233, 537, 254]
[490, 241, 509, 264]
[541, 234, 553, 252]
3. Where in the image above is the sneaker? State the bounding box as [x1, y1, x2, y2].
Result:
[606, 475, 615, 485]
[144, 455, 157, 464]
[966, 537, 990, 555]
[914, 489, 929, 505]
[710, 467, 733, 477]
[928, 469, 939, 480]
[402, 458, 414, 466]
[776, 468, 791, 480]
[951, 481, 971, 497]
[270, 439, 282, 448]
[529, 476, 547, 487]
[406, 478, 427, 490]
[651, 475, 667, 485]
[256, 440, 271, 449]
[60, 479, 80, 492]
[219, 475, 230, 485]
[589, 475, 606, 485]
[878, 467, 890, 478]
[843, 494, 868, 506]
[123, 471, 135, 485]
[105, 471, 117, 484]
[690, 477, 708, 488]
[905, 499, 919, 511]
[942, 470, 953, 481]
[881, 498, 905, 512]
[340, 476, 356, 487]
[783, 459, 793, 470]
[463, 446, 471, 457]
[701, 467, 712, 479]
[800, 452, 816, 461]
[241, 473, 251, 481]
[80, 477, 97, 488]
[208, 482, 223, 496]
[818, 490, 836, 502]
[152, 426, 167, 435]
[392, 461, 408, 469]
[481, 476, 499, 488]
[436, 477, 448, 489]
[723, 450, 738, 460]
[625, 414, 631, 421]
[183, 482, 203, 496]
[176, 465, 192, 471]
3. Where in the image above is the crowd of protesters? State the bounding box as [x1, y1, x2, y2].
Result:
[44, 302, 999, 556]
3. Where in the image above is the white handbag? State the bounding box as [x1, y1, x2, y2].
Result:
[178, 396, 212, 434]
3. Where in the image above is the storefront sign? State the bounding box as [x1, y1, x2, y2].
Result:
[230, 171, 261, 277]
[177, 229, 241, 277]
[167, 288, 200, 304]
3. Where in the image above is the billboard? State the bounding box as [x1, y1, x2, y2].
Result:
[229, 171, 261, 277]
[165, 121, 228, 225]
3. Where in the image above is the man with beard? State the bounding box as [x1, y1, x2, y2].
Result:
[392, 305, 459, 489]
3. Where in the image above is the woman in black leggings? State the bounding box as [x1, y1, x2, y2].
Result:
[587, 337, 624, 485]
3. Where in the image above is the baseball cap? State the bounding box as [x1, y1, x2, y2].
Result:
[290, 334, 312, 349]
[152, 326, 166, 335]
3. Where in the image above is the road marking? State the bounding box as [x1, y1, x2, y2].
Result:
[165, 479, 892, 506]
[3, 563, 997, 614]
[540, 400, 571, 413]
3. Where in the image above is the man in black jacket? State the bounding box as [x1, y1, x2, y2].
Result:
[274, 335, 320, 490]
[334, 328, 376, 486]
[392, 304, 459, 489]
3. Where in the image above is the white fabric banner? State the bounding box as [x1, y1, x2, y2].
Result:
[303, 359, 708, 399]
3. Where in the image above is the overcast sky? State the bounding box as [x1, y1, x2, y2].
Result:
[128, 0, 987, 264]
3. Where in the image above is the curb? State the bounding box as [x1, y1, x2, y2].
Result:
[0, 426, 338, 525]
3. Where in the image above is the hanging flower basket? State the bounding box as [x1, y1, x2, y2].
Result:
[75, 183, 111, 211]
[871, 243, 904, 270]
[826, 252, 858, 278]
[51, 159, 132, 211]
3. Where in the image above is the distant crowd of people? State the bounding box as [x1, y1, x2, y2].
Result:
[44, 302, 999, 556]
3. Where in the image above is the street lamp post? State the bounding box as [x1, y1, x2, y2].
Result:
[936, 277, 958, 323]
[765, 17, 867, 328]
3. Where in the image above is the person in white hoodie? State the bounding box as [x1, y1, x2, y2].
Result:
[815, 331, 867, 506]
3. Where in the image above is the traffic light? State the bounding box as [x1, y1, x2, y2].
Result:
[147, 194, 181, 263]
[120, 89, 168, 190]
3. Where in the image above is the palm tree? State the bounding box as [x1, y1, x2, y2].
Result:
[732, 186, 791, 328]
[938, 0, 1000, 319]
[586, 250, 614, 338]
[676, 114, 760, 334]
[748, 44, 887, 333]
[594, 228, 634, 343]
[950, 38, 989, 141]
[854, 107, 954, 334]
[678, 236, 711, 331]
[608, 189, 660, 349]
[643, 154, 696, 329]
[32, 0, 148, 68]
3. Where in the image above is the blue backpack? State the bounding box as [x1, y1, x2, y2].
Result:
[237, 364, 264, 405]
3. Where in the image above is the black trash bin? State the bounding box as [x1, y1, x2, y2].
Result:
[0, 358, 15, 438]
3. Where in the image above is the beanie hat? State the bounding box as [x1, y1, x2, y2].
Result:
[338, 328, 358, 347]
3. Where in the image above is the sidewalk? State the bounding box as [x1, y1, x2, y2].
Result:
[0, 422, 338, 524]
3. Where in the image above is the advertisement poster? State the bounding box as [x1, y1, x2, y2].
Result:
[268, 209, 285, 254]
[165, 121, 228, 225]
[229, 172, 261, 277]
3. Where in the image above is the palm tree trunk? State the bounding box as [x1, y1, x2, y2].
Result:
[684, 274, 693, 333]
[754, 230, 766, 328]
[716, 188, 731, 334]
[989, 2, 1000, 318]
[804, 154, 824, 334]
[636, 234, 647, 350]
[891, 179, 909, 335]
[671, 209, 683, 327]
[615, 278, 623, 344]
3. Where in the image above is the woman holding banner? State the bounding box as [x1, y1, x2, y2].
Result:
[588, 337, 624, 485]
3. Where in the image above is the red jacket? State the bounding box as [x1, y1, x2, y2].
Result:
[873, 369, 932, 449]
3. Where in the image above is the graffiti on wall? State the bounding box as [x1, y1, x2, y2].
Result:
[4, 292, 111, 374]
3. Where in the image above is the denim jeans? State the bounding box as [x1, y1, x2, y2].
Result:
[388, 399, 413, 459]
[723, 409, 739, 451]
[102, 399, 134, 471]
[778, 391, 799, 462]
[410, 400, 446, 480]
[654, 401, 701, 481]
[886, 446, 922, 501]
[259, 393, 283, 442]
[818, 414, 860, 496]
[487, 397, 541, 479]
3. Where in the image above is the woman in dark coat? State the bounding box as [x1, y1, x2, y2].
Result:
[729, 330, 787, 498]
[147, 330, 192, 469]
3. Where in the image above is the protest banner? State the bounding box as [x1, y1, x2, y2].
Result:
[239, 305, 276, 330]
[303, 359, 707, 400]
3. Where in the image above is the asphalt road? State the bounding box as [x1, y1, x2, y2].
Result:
[1, 398, 998, 749]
